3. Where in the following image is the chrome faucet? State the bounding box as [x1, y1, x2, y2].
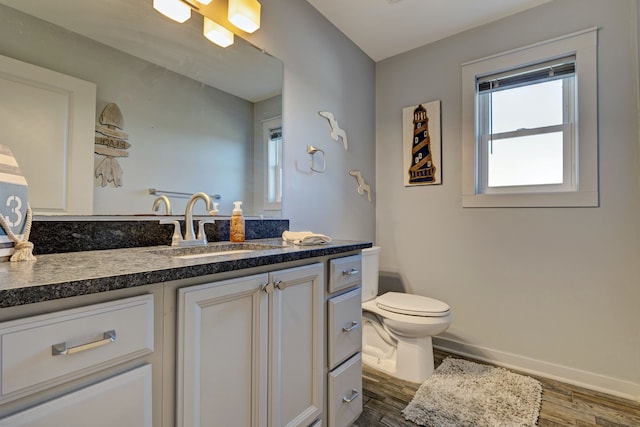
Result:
[183, 192, 217, 243]
[152, 195, 172, 215]
[159, 192, 218, 246]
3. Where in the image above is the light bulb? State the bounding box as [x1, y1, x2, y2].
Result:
[153, 0, 191, 23]
[203, 18, 234, 48]
[228, 0, 261, 33]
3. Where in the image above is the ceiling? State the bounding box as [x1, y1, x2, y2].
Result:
[306, 0, 552, 62]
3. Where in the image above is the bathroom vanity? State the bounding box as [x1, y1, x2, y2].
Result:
[0, 237, 368, 427]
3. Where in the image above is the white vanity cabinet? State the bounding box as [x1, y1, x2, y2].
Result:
[0, 244, 367, 427]
[326, 255, 363, 427]
[177, 263, 324, 427]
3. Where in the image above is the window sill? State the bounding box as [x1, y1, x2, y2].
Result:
[462, 191, 599, 208]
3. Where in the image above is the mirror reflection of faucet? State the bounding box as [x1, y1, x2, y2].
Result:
[159, 193, 218, 247]
[152, 195, 172, 215]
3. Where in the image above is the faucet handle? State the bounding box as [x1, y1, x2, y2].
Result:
[160, 219, 183, 246]
[196, 219, 216, 243]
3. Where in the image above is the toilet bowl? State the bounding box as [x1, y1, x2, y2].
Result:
[361, 247, 452, 383]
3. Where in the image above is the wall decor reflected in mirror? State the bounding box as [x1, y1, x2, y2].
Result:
[0, 0, 283, 218]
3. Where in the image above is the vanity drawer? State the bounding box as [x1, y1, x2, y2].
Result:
[0, 364, 152, 427]
[327, 288, 362, 370]
[328, 353, 362, 427]
[0, 294, 154, 398]
[329, 255, 362, 293]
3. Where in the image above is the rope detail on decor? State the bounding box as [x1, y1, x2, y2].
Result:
[0, 204, 36, 262]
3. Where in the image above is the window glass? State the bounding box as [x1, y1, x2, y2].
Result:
[480, 77, 570, 189]
[487, 133, 564, 187]
[489, 80, 564, 133]
[267, 126, 282, 204]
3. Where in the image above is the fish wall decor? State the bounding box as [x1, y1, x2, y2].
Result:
[95, 103, 130, 187]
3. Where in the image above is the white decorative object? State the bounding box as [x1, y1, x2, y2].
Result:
[348, 170, 371, 202]
[318, 111, 348, 150]
[0, 145, 35, 262]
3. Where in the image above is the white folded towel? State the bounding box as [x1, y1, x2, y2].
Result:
[282, 231, 332, 245]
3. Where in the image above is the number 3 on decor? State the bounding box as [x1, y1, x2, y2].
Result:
[4, 195, 24, 228]
[0, 144, 30, 245]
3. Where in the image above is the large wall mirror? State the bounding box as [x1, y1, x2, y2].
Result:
[0, 0, 283, 218]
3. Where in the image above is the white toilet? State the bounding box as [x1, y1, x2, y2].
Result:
[361, 246, 452, 383]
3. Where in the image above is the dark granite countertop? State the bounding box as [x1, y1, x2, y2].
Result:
[0, 239, 371, 308]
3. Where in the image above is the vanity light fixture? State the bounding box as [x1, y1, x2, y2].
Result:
[153, 0, 191, 23]
[204, 17, 234, 48]
[152, 0, 261, 48]
[228, 0, 261, 33]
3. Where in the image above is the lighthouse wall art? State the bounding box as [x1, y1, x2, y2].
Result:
[402, 100, 442, 186]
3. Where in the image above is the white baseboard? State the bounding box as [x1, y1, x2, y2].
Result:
[433, 336, 640, 402]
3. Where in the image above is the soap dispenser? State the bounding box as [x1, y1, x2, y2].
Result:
[230, 201, 245, 242]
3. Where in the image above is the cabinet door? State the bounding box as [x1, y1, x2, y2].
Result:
[177, 273, 269, 427]
[269, 263, 324, 427]
[0, 364, 152, 427]
[0, 54, 95, 215]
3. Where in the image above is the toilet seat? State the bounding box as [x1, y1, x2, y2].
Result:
[376, 292, 450, 317]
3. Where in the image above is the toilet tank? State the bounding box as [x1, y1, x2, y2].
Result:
[361, 246, 381, 302]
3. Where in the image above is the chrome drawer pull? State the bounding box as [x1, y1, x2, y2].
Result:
[342, 389, 360, 403]
[342, 321, 360, 332]
[342, 268, 359, 276]
[275, 280, 286, 290]
[52, 330, 116, 356]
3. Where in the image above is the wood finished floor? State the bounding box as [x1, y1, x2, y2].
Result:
[354, 349, 640, 427]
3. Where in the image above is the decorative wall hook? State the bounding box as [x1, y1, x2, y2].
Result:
[318, 111, 348, 150]
[307, 145, 326, 173]
[349, 170, 371, 202]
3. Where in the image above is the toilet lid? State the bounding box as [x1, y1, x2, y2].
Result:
[376, 292, 450, 317]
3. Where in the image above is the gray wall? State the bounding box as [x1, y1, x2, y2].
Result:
[248, 0, 377, 241]
[376, 0, 640, 398]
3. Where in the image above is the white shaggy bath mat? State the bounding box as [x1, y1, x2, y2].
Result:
[402, 357, 542, 427]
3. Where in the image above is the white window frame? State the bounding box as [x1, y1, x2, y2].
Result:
[461, 28, 598, 207]
[477, 62, 575, 193]
[262, 116, 282, 212]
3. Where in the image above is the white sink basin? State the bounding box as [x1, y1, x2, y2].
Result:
[174, 249, 255, 259]
[149, 242, 280, 260]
